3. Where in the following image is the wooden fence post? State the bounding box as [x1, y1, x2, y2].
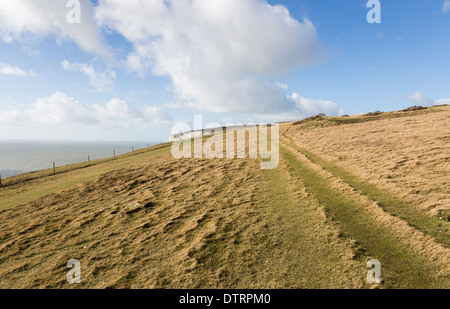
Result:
[88, 155, 91, 166]
[113, 150, 116, 159]
[132, 147, 135, 155]
[53, 162, 56, 175]
[0, 174, 2, 187]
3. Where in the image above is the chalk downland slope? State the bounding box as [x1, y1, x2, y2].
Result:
[0, 105, 449, 288]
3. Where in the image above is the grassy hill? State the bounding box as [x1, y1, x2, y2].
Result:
[0, 105, 449, 288]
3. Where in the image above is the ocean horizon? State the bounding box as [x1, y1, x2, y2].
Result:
[0, 140, 158, 178]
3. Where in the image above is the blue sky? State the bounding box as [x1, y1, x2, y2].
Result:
[0, 0, 449, 141]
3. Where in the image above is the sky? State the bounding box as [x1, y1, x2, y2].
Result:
[0, 0, 449, 142]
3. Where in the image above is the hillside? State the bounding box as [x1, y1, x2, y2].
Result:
[0, 105, 449, 289]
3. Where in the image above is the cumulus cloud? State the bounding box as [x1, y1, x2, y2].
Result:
[144, 106, 173, 124]
[93, 98, 143, 122]
[409, 91, 450, 107]
[0, 0, 108, 56]
[249, 93, 343, 122]
[434, 98, 450, 105]
[409, 91, 434, 106]
[0, 110, 22, 124]
[0, 0, 342, 123]
[95, 0, 327, 116]
[27, 91, 99, 125]
[62, 60, 115, 92]
[0, 62, 36, 77]
[0, 92, 172, 127]
[290, 93, 345, 116]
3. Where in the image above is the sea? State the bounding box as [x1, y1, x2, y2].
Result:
[0, 140, 158, 178]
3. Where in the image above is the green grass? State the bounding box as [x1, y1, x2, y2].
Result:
[280, 144, 448, 288]
[262, 165, 363, 288]
[284, 136, 450, 248]
[0, 146, 171, 211]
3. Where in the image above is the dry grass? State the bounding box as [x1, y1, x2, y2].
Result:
[279, 141, 449, 288]
[0, 148, 365, 288]
[0, 145, 170, 211]
[284, 105, 450, 220]
[0, 106, 449, 289]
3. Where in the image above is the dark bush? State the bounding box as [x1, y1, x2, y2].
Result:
[363, 110, 383, 116]
[293, 113, 326, 126]
[402, 105, 426, 112]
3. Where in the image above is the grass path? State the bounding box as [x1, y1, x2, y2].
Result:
[279, 142, 449, 288]
[260, 159, 365, 288]
[0, 147, 170, 211]
[282, 134, 450, 248]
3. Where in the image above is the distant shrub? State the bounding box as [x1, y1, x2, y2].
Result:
[363, 110, 383, 116]
[293, 113, 326, 126]
[402, 105, 426, 112]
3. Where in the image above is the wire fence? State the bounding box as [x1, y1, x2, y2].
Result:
[0, 142, 168, 188]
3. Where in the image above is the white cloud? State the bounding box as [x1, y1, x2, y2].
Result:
[62, 60, 115, 92]
[289, 93, 345, 117]
[96, 0, 326, 115]
[27, 91, 98, 125]
[0, 62, 36, 77]
[434, 98, 450, 105]
[94, 98, 143, 122]
[0, 110, 22, 124]
[1, 33, 12, 43]
[144, 106, 173, 124]
[227, 92, 344, 124]
[0, 0, 109, 56]
[443, 1, 450, 12]
[0, 92, 171, 127]
[409, 91, 434, 106]
[409, 91, 450, 106]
